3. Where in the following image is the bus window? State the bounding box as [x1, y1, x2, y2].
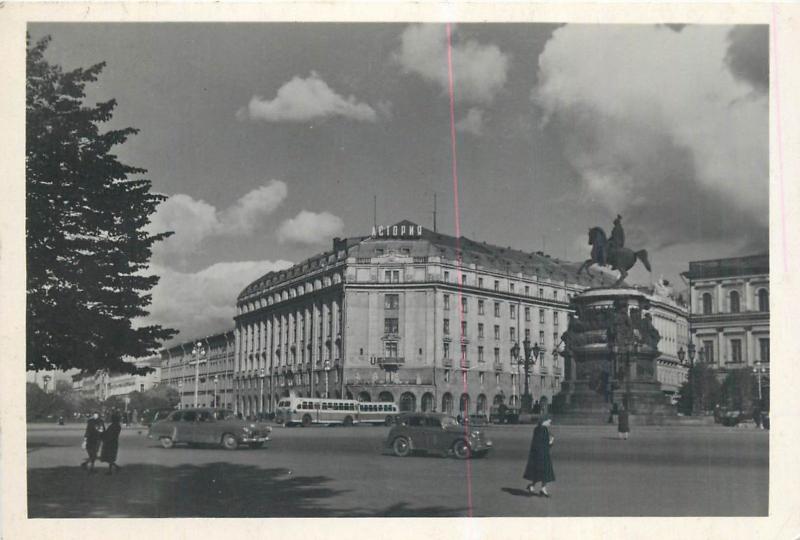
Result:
[314, 402, 320, 410]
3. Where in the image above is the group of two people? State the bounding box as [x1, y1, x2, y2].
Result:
[80, 411, 122, 475]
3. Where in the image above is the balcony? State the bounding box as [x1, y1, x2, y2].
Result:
[493, 362, 503, 372]
[376, 357, 405, 368]
[442, 358, 453, 368]
[459, 360, 471, 370]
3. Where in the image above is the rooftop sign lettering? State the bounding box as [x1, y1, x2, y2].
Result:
[371, 224, 423, 238]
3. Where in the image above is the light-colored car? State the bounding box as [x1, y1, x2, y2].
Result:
[147, 408, 272, 450]
[386, 412, 493, 459]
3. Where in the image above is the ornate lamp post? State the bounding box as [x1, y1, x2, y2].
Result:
[42, 374, 52, 393]
[213, 375, 219, 408]
[752, 361, 768, 406]
[324, 360, 331, 398]
[259, 368, 266, 418]
[191, 341, 207, 407]
[177, 380, 184, 409]
[518, 338, 541, 413]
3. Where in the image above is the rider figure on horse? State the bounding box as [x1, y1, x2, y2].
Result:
[608, 215, 624, 258]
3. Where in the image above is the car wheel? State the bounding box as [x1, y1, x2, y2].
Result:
[302, 414, 312, 427]
[343, 415, 354, 427]
[384, 416, 394, 426]
[221, 433, 238, 450]
[392, 437, 411, 457]
[249, 442, 265, 449]
[159, 437, 174, 449]
[452, 439, 471, 460]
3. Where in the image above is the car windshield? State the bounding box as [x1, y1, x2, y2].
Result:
[214, 410, 236, 420]
[441, 416, 459, 428]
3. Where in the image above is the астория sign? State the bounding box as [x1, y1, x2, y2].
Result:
[371, 224, 423, 238]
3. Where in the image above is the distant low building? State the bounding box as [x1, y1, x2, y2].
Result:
[26, 369, 78, 393]
[159, 331, 235, 410]
[69, 357, 161, 402]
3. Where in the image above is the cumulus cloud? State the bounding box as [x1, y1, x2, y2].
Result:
[277, 210, 344, 245]
[141, 259, 293, 342]
[533, 24, 768, 251]
[148, 180, 288, 264]
[455, 108, 485, 136]
[396, 24, 510, 104]
[237, 71, 379, 123]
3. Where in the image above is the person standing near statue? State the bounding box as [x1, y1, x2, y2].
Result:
[617, 406, 630, 440]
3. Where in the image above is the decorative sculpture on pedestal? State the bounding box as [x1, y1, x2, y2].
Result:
[577, 215, 652, 286]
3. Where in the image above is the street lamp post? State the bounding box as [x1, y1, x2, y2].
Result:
[752, 361, 767, 406]
[259, 368, 265, 419]
[177, 380, 184, 409]
[513, 338, 541, 413]
[324, 360, 331, 398]
[213, 375, 219, 408]
[191, 341, 206, 408]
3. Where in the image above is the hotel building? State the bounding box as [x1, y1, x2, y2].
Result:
[233, 221, 618, 417]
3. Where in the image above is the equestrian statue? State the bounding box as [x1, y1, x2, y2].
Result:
[577, 215, 651, 287]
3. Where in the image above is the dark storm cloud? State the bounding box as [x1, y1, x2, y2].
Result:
[725, 25, 769, 93]
[546, 109, 768, 253]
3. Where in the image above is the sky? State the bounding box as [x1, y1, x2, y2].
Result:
[29, 23, 769, 344]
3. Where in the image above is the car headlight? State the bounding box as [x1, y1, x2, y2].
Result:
[242, 427, 252, 434]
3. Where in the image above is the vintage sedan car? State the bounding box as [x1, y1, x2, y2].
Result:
[148, 408, 272, 450]
[386, 413, 493, 459]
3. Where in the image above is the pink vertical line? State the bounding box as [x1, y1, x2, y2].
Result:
[446, 22, 474, 517]
[772, 6, 788, 273]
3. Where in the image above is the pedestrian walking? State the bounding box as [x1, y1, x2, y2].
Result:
[100, 413, 123, 475]
[523, 416, 556, 497]
[80, 411, 105, 473]
[617, 406, 630, 440]
[752, 406, 762, 429]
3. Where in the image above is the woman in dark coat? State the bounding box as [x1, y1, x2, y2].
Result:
[523, 416, 555, 497]
[100, 413, 122, 475]
[617, 407, 630, 440]
[80, 412, 105, 473]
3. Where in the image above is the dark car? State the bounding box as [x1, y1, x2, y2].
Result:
[148, 408, 272, 450]
[386, 412, 493, 459]
[720, 410, 747, 427]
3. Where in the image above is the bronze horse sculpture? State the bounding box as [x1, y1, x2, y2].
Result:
[577, 227, 651, 286]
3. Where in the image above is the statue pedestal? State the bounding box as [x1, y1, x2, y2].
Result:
[554, 287, 675, 421]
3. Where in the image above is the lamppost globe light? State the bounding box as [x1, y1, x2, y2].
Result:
[687, 341, 696, 363]
[677, 347, 685, 362]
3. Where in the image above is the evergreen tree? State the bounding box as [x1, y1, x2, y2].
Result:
[26, 35, 176, 375]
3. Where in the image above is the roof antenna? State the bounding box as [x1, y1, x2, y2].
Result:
[373, 195, 377, 230]
[433, 192, 438, 233]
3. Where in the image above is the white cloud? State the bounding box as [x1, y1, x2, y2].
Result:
[237, 71, 378, 123]
[148, 180, 288, 264]
[277, 210, 344, 245]
[396, 24, 510, 104]
[533, 25, 768, 249]
[141, 259, 293, 342]
[455, 108, 485, 136]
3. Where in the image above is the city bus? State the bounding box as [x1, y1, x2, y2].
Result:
[275, 397, 360, 427]
[357, 401, 399, 426]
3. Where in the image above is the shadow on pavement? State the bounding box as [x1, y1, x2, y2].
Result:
[501, 487, 534, 498]
[28, 463, 462, 518]
[27, 442, 71, 454]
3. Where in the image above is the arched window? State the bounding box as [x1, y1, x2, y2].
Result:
[378, 391, 394, 403]
[357, 391, 371, 402]
[493, 394, 505, 406]
[399, 392, 416, 412]
[476, 394, 487, 415]
[442, 393, 453, 414]
[758, 289, 769, 312]
[421, 392, 434, 412]
[729, 290, 740, 313]
[702, 293, 713, 315]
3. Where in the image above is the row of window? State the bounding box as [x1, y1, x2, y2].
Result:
[238, 271, 344, 314]
[442, 271, 567, 299]
[440, 295, 560, 323]
[699, 288, 769, 315]
[441, 340, 559, 362]
[697, 337, 770, 364]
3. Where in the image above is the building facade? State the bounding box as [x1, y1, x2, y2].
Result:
[233, 221, 617, 417]
[638, 285, 691, 397]
[683, 254, 769, 383]
[160, 331, 236, 410]
[69, 357, 161, 401]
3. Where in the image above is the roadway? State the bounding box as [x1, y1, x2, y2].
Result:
[27, 422, 768, 517]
